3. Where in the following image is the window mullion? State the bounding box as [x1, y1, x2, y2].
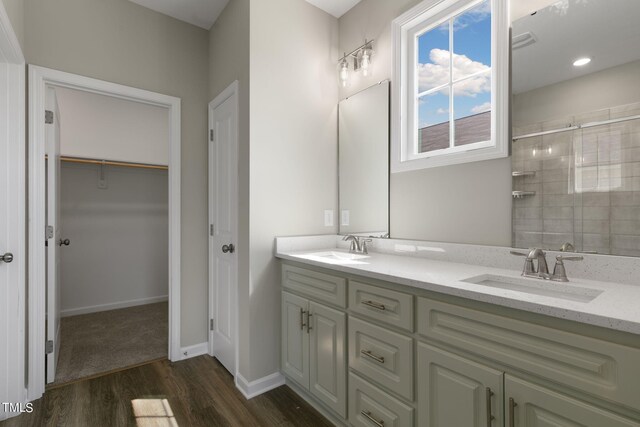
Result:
[449, 18, 454, 149]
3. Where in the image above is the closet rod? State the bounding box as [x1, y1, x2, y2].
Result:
[58, 156, 168, 171]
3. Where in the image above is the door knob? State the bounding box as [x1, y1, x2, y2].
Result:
[221, 244, 235, 254]
[0, 252, 14, 263]
[59, 238, 71, 247]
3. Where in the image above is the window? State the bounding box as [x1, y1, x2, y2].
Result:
[392, 0, 508, 172]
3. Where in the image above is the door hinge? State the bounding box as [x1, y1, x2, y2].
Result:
[210, 224, 214, 236]
[46, 225, 54, 240]
[46, 340, 54, 354]
[210, 129, 214, 142]
[210, 319, 215, 331]
[45, 110, 54, 124]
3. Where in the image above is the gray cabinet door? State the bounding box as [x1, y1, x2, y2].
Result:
[282, 292, 309, 389]
[309, 301, 347, 418]
[505, 375, 640, 427]
[418, 342, 504, 427]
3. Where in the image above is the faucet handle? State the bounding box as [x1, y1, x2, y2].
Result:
[552, 255, 584, 282]
[361, 238, 373, 254]
[511, 250, 536, 275]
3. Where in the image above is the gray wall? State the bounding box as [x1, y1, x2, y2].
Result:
[513, 60, 640, 127]
[25, 0, 210, 347]
[208, 0, 252, 378]
[339, 0, 512, 247]
[1, 0, 23, 49]
[249, 0, 339, 380]
[60, 163, 168, 316]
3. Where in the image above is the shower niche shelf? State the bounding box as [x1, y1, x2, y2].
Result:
[512, 171, 536, 177]
[512, 191, 536, 199]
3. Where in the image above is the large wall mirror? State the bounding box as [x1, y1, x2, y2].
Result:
[512, 0, 640, 256]
[338, 81, 390, 236]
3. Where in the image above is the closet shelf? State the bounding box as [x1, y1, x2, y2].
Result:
[55, 156, 168, 171]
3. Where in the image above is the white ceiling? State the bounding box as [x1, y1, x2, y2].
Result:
[304, 0, 362, 18]
[512, 0, 640, 94]
[128, 0, 229, 30]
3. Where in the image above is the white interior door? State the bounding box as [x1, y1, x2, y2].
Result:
[208, 84, 238, 376]
[0, 54, 25, 419]
[46, 87, 62, 384]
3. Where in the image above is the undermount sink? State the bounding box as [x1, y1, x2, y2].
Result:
[462, 274, 603, 303]
[295, 250, 371, 265]
[309, 251, 370, 261]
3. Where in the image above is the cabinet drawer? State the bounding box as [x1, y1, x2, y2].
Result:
[349, 280, 413, 332]
[282, 264, 346, 308]
[418, 297, 640, 411]
[349, 316, 413, 400]
[349, 373, 413, 427]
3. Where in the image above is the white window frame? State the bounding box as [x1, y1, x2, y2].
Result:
[392, 0, 509, 173]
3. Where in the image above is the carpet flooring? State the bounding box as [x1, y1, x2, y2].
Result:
[53, 302, 168, 385]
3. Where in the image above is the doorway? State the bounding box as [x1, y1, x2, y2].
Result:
[28, 66, 182, 400]
[208, 81, 239, 377]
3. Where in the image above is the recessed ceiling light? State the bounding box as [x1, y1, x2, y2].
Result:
[573, 57, 591, 67]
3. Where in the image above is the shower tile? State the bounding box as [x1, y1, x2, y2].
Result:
[515, 207, 542, 220]
[583, 233, 610, 249]
[611, 206, 640, 221]
[543, 181, 570, 195]
[543, 219, 573, 233]
[582, 220, 610, 234]
[542, 116, 574, 132]
[611, 220, 640, 236]
[611, 234, 640, 251]
[543, 206, 573, 219]
[611, 191, 640, 206]
[543, 194, 574, 207]
[581, 192, 610, 207]
[582, 206, 610, 221]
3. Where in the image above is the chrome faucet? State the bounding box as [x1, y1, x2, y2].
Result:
[342, 235, 373, 254]
[511, 248, 583, 282]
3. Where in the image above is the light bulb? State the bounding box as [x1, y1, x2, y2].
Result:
[339, 58, 349, 87]
[361, 51, 370, 77]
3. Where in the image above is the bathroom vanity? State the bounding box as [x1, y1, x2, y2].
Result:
[276, 236, 640, 427]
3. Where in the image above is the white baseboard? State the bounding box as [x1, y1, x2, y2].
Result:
[179, 342, 208, 360]
[60, 295, 168, 317]
[236, 371, 286, 400]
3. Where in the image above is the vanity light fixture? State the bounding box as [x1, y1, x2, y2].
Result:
[573, 57, 591, 67]
[337, 39, 375, 86]
[339, 56, 350, 87]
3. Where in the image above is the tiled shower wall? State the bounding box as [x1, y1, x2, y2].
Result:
[512, 102, 640, 256]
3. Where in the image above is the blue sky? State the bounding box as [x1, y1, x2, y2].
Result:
[418, 0, 492, 130]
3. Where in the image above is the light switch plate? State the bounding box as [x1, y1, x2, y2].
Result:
[341, 210, 350, 226]
[324, 210, 334, 227]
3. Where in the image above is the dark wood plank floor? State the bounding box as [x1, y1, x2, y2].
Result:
[1, 356, 332, 427]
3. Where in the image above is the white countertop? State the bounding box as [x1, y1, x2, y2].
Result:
[276, 243, 640, 335]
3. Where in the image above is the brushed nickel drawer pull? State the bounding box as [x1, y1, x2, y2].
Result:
[361, 410, 384, 427]
[300, 308, 306, 330]
[306, 312, 313, 333]
[486, 387, 494, 426]
[508, 397, 517, 427]
[361, 349, 385, 364]
[362, 300, 386, 311]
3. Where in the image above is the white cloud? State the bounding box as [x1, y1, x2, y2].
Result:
[419, 49, 490, 96]
[471, 102, 492, 114]
[436, 108, 449, 115]
[453, 1, 491, 31]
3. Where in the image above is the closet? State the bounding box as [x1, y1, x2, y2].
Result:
[46, 86, 170, 384]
